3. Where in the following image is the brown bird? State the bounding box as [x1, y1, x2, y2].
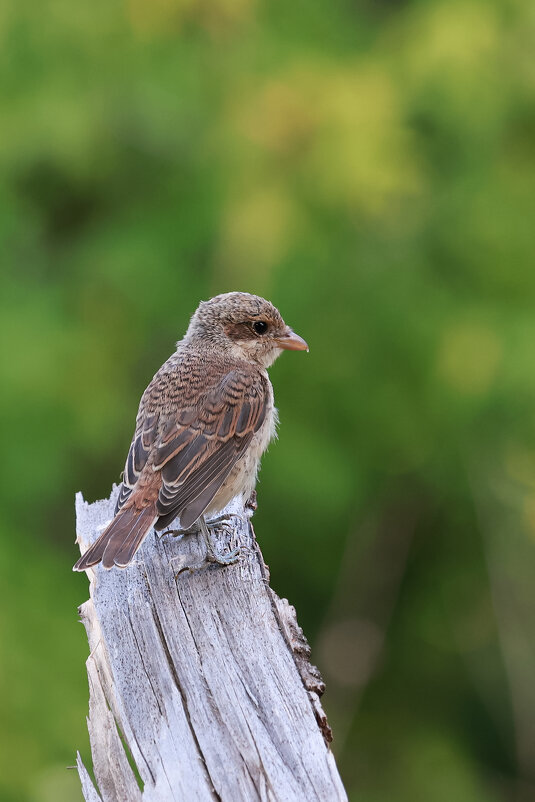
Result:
[73, 292, 308, 571]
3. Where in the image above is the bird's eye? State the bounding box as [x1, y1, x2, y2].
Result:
[253, 321, 268, 335]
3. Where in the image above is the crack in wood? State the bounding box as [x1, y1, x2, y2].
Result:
[75, 489, 347, 802]
[152, 590, 222, 801]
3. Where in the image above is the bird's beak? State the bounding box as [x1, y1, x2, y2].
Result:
[274, 329, 309, 352]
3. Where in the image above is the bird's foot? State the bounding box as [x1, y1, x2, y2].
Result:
[205, 513, 233, 527]
[200, 516, 241, 567]
[161, 515, 232, 540]
[160, 524, 198, 539]
[165, 515, 240, 569]
[205, 544, 241, 566]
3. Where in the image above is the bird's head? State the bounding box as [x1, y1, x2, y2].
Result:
[185, 292, 308, 368]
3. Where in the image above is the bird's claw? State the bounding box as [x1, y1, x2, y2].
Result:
[205, 545, 241, 566]
[160, 525, 197, 539]
[167, 514, 241, 571]
[200, 515, 240, 567]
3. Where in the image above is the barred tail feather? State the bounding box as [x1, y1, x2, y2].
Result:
[73, 505, 157, 572]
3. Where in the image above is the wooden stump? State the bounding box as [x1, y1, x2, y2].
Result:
[75, 487, 347, 802]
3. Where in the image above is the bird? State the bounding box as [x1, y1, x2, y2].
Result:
[73, 292, 308, 572]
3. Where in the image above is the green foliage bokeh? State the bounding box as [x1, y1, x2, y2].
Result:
[1, 0, 534, 799]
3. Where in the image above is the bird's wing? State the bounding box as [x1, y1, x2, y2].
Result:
[115, 412, 159, 513]
[153, 368, 268, 529]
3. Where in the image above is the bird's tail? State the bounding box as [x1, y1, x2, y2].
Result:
[73, 504, 157, 571]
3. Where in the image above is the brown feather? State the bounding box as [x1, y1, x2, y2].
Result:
[74, 292, 306, 571]
[106, 507, 157, 569]
[74, 505, 157, 571]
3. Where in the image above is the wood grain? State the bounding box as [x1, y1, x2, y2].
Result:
[75, 487, 347, 802]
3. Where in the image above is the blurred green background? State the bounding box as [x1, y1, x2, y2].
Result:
[1, 0, 534, 799]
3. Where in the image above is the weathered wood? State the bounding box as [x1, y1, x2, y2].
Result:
[75, 487, 347, 802]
